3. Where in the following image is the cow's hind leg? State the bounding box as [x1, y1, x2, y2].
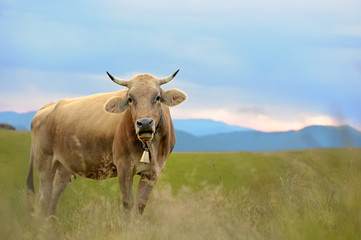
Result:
[36, 154, 56, 216]
[49, 163, 71, 216]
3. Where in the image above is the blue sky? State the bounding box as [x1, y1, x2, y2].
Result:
[1, 0, 360, 131]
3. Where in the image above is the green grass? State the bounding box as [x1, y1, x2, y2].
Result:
[1, 129, 361, 239]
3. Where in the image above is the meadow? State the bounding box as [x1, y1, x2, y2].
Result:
[0, 129, 360, 239]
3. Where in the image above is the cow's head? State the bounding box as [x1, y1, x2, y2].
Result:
[104, 70, 187, 142]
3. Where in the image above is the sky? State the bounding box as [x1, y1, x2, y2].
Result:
[1, 0, 360, 132]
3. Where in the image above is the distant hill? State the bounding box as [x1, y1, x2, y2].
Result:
[0, 111, 36, 131]
[174, 125, 361, 152]
[173, 119, 256, 136]
[0, 123, 15, 130]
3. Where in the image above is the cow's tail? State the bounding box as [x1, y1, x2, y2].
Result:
[26, 147, 35, 214]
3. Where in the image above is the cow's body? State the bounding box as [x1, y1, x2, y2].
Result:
[27, 71, 186, 215]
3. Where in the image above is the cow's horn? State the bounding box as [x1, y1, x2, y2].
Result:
[106, 71, 129, 87]
[159, 69, 180, 85]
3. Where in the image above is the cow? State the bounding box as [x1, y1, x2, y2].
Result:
[26, 70, 187, 216]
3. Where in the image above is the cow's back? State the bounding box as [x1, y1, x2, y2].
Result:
[31, 90, 126, 178]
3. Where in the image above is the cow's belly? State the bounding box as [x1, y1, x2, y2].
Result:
[79, 152, 117, 180]
[54, 134, 117, 180]
[55, 150, 117, 180]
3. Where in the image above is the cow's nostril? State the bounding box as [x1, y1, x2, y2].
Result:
[137, 118, 154, 130]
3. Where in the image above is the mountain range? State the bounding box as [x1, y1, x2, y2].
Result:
[174, 125, 361, 152]
[1, 111, 360, 152]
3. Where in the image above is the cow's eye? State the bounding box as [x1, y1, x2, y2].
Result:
[128, 97, 133, 103]
[156, 96, 161, 102]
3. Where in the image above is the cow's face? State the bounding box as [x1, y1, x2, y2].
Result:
[104, 70, 187, 142]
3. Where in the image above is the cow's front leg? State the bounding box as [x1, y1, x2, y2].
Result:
[136, 173, 158, 214]
[117, 165, 135, 213]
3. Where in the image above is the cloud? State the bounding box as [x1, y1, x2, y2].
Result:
[0, 90, 79, 113]
[0, 68, 120, 112]
[238, 106, 267, 116]
[333, 24, 361, 37]
[0, 68, 113, 93]
[171, 106, 356, 132]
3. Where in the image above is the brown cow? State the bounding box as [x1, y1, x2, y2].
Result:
[26, 70, 187, 216]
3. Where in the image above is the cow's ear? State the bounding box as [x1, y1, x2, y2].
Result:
[162, 89, 187, 107]
[104, 96, 128, 113]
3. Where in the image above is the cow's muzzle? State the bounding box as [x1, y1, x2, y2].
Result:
[136, 118, 155, 142]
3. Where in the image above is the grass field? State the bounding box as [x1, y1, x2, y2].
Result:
[0, 129, 361, 239]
